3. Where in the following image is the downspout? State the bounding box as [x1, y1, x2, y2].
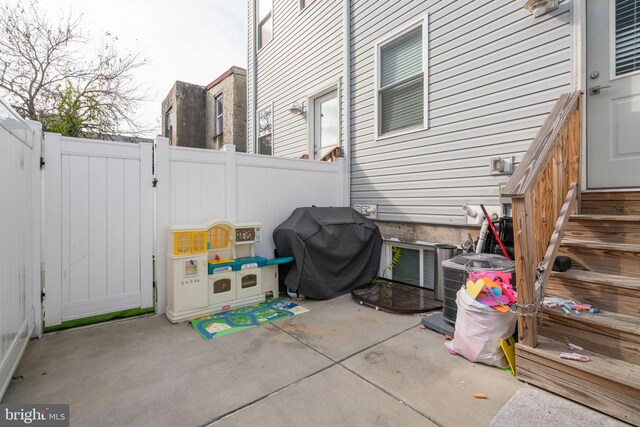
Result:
[252, 0, 258, 154]
[342, 0, 351, 206]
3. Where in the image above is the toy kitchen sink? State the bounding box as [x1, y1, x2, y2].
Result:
[166, 219, 292, 323]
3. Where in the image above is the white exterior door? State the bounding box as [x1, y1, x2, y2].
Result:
[587, 0, 640, 188]
[44, 135, 154, 327]
[313, 91, 339, 159]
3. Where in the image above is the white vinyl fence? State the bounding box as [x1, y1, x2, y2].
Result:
[44, 134, 154, 326]
[155, 139, 347, 313]
[0, 101, 41, 398]
[0, 96, 347, 397]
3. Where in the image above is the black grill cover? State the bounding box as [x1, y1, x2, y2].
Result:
[273, 207, 382, 299]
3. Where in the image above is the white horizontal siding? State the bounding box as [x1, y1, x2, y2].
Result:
[250, 0, 344, 158]
[350, 0, 572, 224]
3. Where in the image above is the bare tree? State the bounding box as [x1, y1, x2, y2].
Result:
[0, 0, 150, 138]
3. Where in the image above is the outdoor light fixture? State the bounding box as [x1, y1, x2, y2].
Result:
[523, 0, 558, 17]
[288, 101, 306, 116]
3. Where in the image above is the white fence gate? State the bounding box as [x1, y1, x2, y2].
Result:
[0, 102, 41, 398]
[44, 134, 154, 327]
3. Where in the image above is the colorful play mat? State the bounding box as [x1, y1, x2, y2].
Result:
[191, 298, 309, 340]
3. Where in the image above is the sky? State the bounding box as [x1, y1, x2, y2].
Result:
[40, 0, 248, 137]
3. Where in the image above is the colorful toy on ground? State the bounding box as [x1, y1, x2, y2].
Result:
[166, 219, 293, 323]
[542, 297, 600, 315]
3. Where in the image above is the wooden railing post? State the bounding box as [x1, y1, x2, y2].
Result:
[503, 91, 582, 350]
[512, 196, 537, 346]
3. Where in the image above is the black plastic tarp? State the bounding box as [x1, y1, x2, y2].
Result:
[273, 207, 382, 299]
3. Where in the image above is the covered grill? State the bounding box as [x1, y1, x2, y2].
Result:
[273, 207, 382, 300]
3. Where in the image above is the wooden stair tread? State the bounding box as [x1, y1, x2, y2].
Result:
[582, 191, 640, 201]
[549, 269, 640, 291]
[516, 336, 640, 424]
[570, 214, 640, 222]
[544, 307, 640, 335]
[561, 238, 640, 252]
[518, 336, 640, 390]
[565, 214, 640, 245]
[580, 192, 640, 215]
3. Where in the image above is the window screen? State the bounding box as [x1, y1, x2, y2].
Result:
[422, 248, 435, 290]
[616, 0, 640, 75]
[391, 247, 420, 285]
[257, 104, 273, 155]
[379, 25, 424, 134]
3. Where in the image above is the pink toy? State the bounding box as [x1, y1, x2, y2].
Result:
[468, 270, 512, 285]
[501, 283, 517, 304]
[559, 352, 590, 362]
[466, 270, 518, 306]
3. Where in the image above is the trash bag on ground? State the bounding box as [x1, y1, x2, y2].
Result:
[444, 287, 517, 367]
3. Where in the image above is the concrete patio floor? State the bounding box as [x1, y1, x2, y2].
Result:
[3, 294, 528, 426]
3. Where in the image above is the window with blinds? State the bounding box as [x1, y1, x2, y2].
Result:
[317, 91, 339, 149]
[378, 21, 426, 135]
[616, 0, 640, 75]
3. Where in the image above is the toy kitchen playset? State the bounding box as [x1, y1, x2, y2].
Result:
[166, 219, 292, 323]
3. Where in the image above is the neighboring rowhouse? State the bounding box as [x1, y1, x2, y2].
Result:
[161, 81, 206, 148]
[162, 67, 247, 151]
[247, 0, 573, 282]
[205, 66, 248, 150]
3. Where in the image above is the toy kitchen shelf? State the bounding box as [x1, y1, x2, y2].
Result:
[166, 219, 292, 323]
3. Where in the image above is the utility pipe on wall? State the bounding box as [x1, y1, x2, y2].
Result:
[342, 0, 351, 206]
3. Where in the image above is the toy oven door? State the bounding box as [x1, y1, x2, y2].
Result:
[209, 271, 236, 305]
[236, 268, 262, 299]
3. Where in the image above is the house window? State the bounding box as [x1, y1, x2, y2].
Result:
[615, 0, 640, 75]
[257, 104, 273, 155]
[377, 17, 427, 136]
[384, 243, 436, 289]
[301, 0, 315, 10]
[215, 94, 223, 136]
[258, 0, 273, 49]
[164, 108, 173, 141]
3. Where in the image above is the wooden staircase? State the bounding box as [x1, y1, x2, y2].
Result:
[502, 92, 640, 425]
[517, 193, 640, 424]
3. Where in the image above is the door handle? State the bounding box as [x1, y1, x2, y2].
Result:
[589, 85, 610, 95]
